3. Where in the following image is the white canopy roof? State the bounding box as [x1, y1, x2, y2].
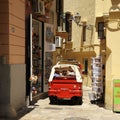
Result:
[48, 64, 82, 82]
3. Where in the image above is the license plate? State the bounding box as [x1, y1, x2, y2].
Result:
[61, 88, 68, 90]
[63, 98, 70, 100]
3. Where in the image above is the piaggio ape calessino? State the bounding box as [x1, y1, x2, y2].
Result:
[48, 63, 83, 105]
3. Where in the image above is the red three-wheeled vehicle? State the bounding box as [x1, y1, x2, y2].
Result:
[48, 62, 83, 105]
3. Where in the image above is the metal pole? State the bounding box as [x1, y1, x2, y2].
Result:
[30, 14, 33, 102]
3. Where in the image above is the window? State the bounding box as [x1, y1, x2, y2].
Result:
[56, 0, 63, 26]
[65, 12, 72, 41]
[98, 22, 105, 39]
[83, 25, 86, 41]
[83, 58, 88, 74]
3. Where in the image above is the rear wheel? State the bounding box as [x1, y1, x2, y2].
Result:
[72, 97, 82, 105]
[78, 97, 82, 105]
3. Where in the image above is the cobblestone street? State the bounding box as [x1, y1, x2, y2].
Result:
[16, 86, 120, 120]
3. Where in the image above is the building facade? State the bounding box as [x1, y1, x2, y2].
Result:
[0, 0, 26, 118]
[0, 0, 57, 118]
[0, 0, 120, 118]
[96, 0, 120, 110]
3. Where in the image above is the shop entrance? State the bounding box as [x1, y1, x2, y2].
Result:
[30, 18, 43, 98]
[26, 14, 44, 103]
[25, 14, 54, 104]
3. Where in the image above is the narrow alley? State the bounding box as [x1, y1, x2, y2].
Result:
[17, 86, 120, 120]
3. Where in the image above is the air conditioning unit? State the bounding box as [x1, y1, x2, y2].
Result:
[38, 0, 45, 15]
[55, 36, 62, 48]
[33, 0, 45, 15]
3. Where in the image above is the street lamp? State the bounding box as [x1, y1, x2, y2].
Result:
[73, 12, 81, 25]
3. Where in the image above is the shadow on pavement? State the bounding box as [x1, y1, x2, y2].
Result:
[16, 93, 48, 119]
[16, 105, 38, 120]
[49, 99, 83, 106]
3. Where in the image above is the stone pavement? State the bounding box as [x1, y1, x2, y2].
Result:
[15, 86, 120, 120]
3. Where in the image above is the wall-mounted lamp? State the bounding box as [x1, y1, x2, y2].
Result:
[60, 12, 94, 30]
[60, 12, 81, 25]
[73, 13, 81, 25]
[68, 12, 81, 25]
[69, 12, 94, 30]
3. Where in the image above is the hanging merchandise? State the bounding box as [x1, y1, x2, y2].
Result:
[26, 0, 55, 104]
[29, 14, 43, 102]
[89, 56, 103, 103]
[32, 20, 43, 95]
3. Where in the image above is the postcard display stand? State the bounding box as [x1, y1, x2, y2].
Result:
[89, 56, 103, 103]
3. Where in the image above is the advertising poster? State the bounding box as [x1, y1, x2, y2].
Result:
[113, 79, 120, 112]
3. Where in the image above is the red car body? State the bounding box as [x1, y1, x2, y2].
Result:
[48, 63, 83, 105]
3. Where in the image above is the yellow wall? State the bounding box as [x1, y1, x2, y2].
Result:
[105, 13, 120, 109]
[96, 0, 120, 109]
[62, 0, 97, 86]
[64, 0, 96, 52]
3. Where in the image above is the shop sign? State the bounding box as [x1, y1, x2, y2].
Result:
[113, 79, 120, 112]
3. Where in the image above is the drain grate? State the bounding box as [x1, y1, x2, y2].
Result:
[64, 117, 89, 120]
[44, 107, 62, 110]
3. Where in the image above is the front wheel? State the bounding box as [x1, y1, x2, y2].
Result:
[71, 97, 82, 105]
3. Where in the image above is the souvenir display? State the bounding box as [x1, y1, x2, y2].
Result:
[31, 20, 42, 96]
[89, 56, 103, 103]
